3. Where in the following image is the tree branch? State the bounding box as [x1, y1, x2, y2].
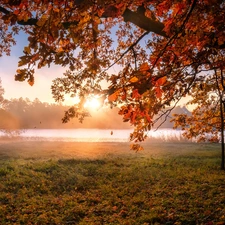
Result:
[1, 3, 224, 49]
[101, 31, 149, 74]
[122, 8, 167, 37]
[0, 6, 10, 15]
[0, 5, 78, 27]
[17, 18, 38, 26]
[0, 4, 166, 36]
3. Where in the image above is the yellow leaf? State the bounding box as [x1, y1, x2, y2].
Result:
[18, 60, 27, 67]
[130, 76, 139, 83]
[37, 15, 48, 26]
[24, 46, 31, 54]
[139, 63, 150, 72]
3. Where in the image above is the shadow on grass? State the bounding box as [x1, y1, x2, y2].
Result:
[58, 158, 106, 166]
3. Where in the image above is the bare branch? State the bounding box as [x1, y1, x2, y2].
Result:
[101, 31, 149, 74]
[153, 101, 179, 131]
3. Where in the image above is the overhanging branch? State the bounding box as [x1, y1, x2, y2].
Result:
[0, 5, 78, 27]
[0, 6, 9, 15]
[0, 3, 224, 49]
[122, 8, 167, 37]
[0, 4, 166, 36]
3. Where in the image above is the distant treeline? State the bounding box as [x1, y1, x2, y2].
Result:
[0, 97, 190, 129]
[0, 97, 131, 129]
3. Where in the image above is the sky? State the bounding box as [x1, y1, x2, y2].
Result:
[0, 32, 192, 110]
[0, 32, 119, 106]
[0, 33, 67, 104]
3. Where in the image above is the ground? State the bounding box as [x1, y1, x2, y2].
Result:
[0, 140, 225, 224]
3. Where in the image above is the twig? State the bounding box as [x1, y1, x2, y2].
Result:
[101, 31, 149, 74]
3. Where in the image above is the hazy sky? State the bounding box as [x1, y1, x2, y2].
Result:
[0, 32, 119, 106]
[0, 33, 69, 104]
[0, 32, 192, 110]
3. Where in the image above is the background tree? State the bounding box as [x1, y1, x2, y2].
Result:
[2, 95, 134, 129]
[173, 68, 225, 169]
[0, 78, 21, 130]
[0, 78, 5, 107]
[0, 1, 224, 152]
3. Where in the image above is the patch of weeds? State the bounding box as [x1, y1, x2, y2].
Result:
[58, 158, 106, 166]
[0, 162, 14, 177]
[0, 168, 10, 176]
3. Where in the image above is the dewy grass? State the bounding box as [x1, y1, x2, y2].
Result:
[0, 142, 225, 224]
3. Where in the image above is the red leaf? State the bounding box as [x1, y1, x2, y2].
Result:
[132, 89, 141, 99]
[156, 76, 167, 86]
[139, 62, 150, 72]
[155, 86, 162, 98]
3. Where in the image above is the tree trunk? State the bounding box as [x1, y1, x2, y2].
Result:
[220, 98, 225, 170]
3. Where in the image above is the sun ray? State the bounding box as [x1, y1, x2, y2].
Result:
[84, 97, 101, 110]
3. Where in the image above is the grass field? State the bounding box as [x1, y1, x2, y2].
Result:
[0, 140, 225, 224]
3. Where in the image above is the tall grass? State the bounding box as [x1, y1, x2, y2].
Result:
[146, 131, 191, 143]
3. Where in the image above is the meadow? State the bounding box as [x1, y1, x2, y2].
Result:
[0, 140, 225, 225]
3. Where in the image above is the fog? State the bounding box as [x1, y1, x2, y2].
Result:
[0, 97, 132, 129]
[0, 97, 190, 130]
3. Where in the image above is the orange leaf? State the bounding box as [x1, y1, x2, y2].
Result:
[139, 63, 150, 72]
[145, 112, 151, 123]
[218, 36, 225, 46]
[28, 76, 34, 86]
[108, 90, 119, 102]
[53, 8, 60, 12]
[163, 18, 173, 34]
[132, 89, 141, 99]
[130, 76, 138, 83]
[14, 9, 20, 15]
[115, 3, 125, 9]
[28, 80, 34, 86]
[157, 76, 167, 86]
[155, 86, 162, 98]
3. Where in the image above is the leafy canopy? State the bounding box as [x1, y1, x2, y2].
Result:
[0, 0, 224, 149]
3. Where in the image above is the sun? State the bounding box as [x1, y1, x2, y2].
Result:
[84, 97, 101, 110]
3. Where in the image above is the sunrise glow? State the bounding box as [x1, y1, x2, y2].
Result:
[84, 97, 101, 110]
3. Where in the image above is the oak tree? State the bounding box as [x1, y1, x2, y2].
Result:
[0, 0, 224, 156]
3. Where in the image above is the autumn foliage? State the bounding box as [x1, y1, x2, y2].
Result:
[0, 0, 224, 149]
